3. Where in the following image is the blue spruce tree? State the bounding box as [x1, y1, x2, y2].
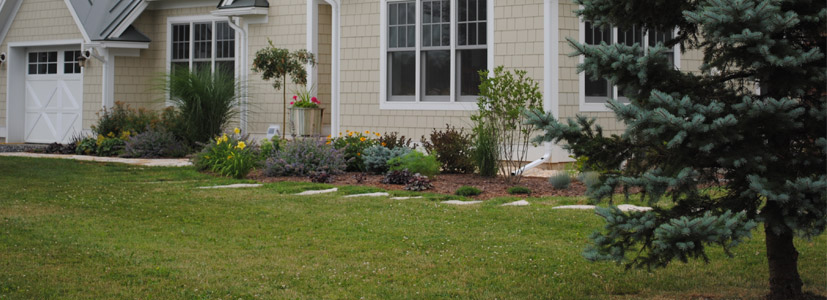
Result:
[526, 0, 826, 298]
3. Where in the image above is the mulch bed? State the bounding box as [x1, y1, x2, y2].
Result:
[249, 170, 588, 200]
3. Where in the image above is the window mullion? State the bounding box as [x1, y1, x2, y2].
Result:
[450, 0, 456, 103]
[212, 21, 217, 74]
[415, 0, 421, 103]
[189, 22, 194, 70]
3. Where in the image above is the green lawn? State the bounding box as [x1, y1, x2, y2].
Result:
[0, 157, 824, 299]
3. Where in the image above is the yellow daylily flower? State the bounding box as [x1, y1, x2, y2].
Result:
[364, 130, 369, 134]
[236, 141, 247, 150]
[360, 137, 366, 142]
[234, 128, 240, 135]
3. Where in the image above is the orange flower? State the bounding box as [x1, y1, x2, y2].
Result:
[357, 153, 361, 156]
[360, 137, 366, 142]
[364, 130, 370, 134]
[381, 142, 387, 147]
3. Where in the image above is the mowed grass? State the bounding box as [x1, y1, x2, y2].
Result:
[0, 157, 824, 299]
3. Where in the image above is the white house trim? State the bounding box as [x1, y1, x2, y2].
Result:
[109, 1, 149, 39]
[62, 0, 92, 43]
[307, 0, 341, 135]
[212, 7, 269, 17]
[378, 0, 494, 111]
[147, 0, 215, 10]
[0, 0, 23, 46]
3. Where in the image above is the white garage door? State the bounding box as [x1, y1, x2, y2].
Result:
[24, 49, 83, 144]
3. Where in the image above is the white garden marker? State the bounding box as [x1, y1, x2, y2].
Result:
[295, 188, 338, 195]
[616, 204, 653, 212]
[343, 192, 390, 198]
[501, 200, 530, 206]
[552, 205, 597, 210]
[197, 184, 263, 189]
[441, 200, 483, 205]
[390, 196, 423, 200]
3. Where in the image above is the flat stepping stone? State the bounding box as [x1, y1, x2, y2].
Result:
[441, 200, 483, 205]
[552, 205, 596, 210]
[197, 184, 262, 189]
[343, 192, 390, 198]
[295, 188, 338, 195]
[501, 200, 530, 206]
[390, 196, 423, 200]
[617, 204, 653, 212]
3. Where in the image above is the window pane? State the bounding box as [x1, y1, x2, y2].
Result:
[479, 0, 486, 21]
[423, 50, 450, 98]
[194, 23, 212, 59]
[585, 77, 610, 99]
[38, 52, 48, 62]
[423, 1, 432, 23]
[585, 21, 610, 45]
[38, 64, 47, 74]
[458, 23, 467, 45]
[389, 27, 398, 48]
[468, 0, 477, 21]
[478, 23, 486, 44]
[171, 62, 189, 74]
[389, 4, 398, 25]
[216, 61, 235, 76]
[619, 25, 643, 47]
[28, 64, 37, 74]
[193, 62, 211, 73]
[407, 25, 415, 47]
[47, 52, 57, 62]
[422, 25, 431, 47]
[441, 0, 450, 22]
[441, 24, 450, 46]
[432, 24, 441, 46]
[459, 49, 486, 97]
[459, 0, 467, 22]
[389, 51, 415, 98]
[407, 2, 415, 24]
[29, 53, 37, 63]
[468, 22, 477, 45]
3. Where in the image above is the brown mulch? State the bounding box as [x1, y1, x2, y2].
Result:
[248, 170, 588, 200]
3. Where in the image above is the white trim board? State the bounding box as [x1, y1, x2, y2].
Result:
[63, 0, 92, 43]
[0, 0, 23, 47]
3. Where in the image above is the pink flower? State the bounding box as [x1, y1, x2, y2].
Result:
[311, 97, 319, 103]
[290, 101, 294, 105]
[293, 95, 298, 100]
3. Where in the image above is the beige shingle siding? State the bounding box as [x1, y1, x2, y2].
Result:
[0, 0, 93, 131]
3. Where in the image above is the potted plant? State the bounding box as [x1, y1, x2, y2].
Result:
[251, 39, 316, 138]
[289, 85, 324, 136]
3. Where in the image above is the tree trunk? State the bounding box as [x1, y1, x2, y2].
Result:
[282, 76, 287, 139]
[765, 220, 804, 299]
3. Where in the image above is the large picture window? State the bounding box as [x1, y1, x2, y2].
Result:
[384, 0, 491, 106]
[581, 21, 678, 110]
[170, 19, 236, 75]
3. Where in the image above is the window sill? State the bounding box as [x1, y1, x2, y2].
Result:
[579, 102, 614, 112]
[379, 101, 478, 111]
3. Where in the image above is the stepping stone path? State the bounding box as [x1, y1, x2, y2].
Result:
[295, 188, 338, 195]
[441, 200, 483, 205]
[198, 184, 262, 189]
[552, 204, 653, 212]
[343, 192, 390, 198]
[501, 200, 530, 206]
[390, 196, 423, 200]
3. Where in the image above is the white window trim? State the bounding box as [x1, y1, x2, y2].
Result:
[166, 15, 240, 105]
[379, 0, 494, 111]
[578, 19, 681, 112]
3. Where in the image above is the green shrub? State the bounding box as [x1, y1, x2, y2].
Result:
[331, 130, 379, 171]
[192, 130, 257, 179]
[164, 67, 239, 146]
[473, 123, 499, 177]
[265, 138, 346, 177]
[76, 137, 97, 155]
[259, 136, 282, 162]
[421, 125, 475, 174]
[507, 186, 532, 195]
[92, 102, 158, 137]
[388, 151, 440, 177]
[123, 128, 188, 158]
[455, 186, 482, 196]
[363, 145, 412, 174]
[549, 173, 571, 190]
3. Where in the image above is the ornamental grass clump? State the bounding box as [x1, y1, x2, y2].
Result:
[192, 128, 257, 179]
[163, 67, 239, 146]
[363, 145, 412, 174]
[548, 173, 571, 190]
[265, 138, 346, 177]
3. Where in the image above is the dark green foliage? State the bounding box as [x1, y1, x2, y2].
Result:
[331, 131, 378, 172]
[473, 123, 499, 177]
[507, 186, 531, 195]
[378, 131, 417, 150]
[363, 145, 412, 174]
[549, 173, 572, 190]
[421, 125, 475, 174]
[192, 132, 258, 179]
[163, 67, 239, 146]
[96, 137, 125, 157]
[92, 102, 157, 137]
[75, 137, 97, 155]
[455, 186, 482, 197]
[382, 170, 412, 185]
[527, 0, 826, 297]
[123, 128, 188, 158]
[259, 136, 281, 163]
[404, 174, 433, 191]
[388, 151, 440, 177]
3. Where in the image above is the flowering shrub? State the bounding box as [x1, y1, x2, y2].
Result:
[290, 85, 321, 108]
[388, 151, 440, 177]
[378, 132, 416, 150]
[331, 130, 380, 171]
[123, 128, 188, 158]
[265, 138, 346, 176]
[92, 102, 158, 137]
[192, 128, 257, 179]
[362, 145, 412, 174]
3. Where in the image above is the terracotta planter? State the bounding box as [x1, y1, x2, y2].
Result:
[289, 107, 324, 136]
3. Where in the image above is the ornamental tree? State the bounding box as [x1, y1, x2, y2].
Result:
[526, 0, 826, 299]
[252, 39, 315, 138]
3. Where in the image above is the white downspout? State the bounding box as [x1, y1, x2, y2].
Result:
[226, 16, 248, 133]
[513, 0, 559, 176]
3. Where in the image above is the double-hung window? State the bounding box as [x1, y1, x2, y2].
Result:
[170, 19, 236, 76]
[580, 21, 678, 111]
[383, 0, 491, 108]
